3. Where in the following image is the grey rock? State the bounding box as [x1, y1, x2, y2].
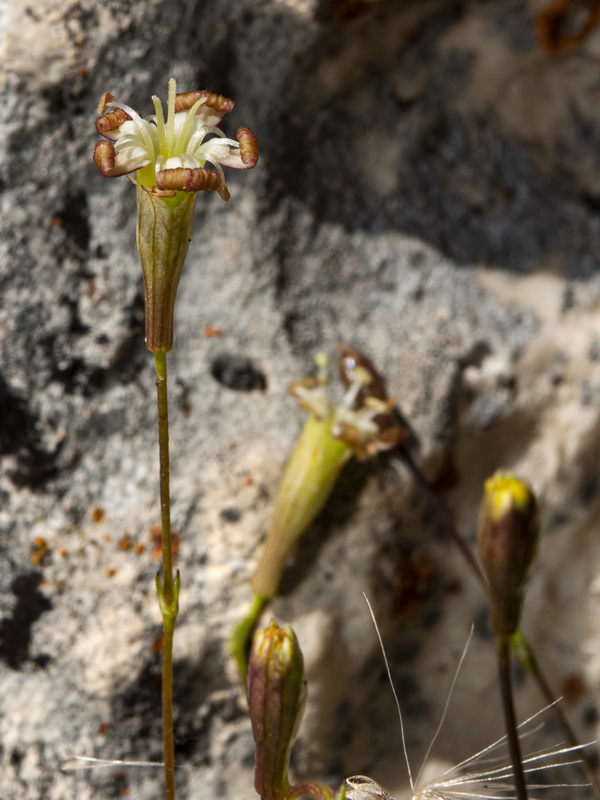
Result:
[2, 0, 599, 798]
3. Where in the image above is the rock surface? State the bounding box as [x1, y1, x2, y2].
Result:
[2, 0, 600, 798]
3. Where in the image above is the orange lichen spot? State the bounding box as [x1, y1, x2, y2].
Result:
[91, 506, 105, 523]
[536, 0, 600, 54]
[179, 397, 192, 416]
[98, 721, 110, 736]
[52, 216, 64, 227]
[203, 326, 223, 338]
[134, 543, 145, 555]
[58, 548, 68, 558]
[244, 475, 255, 487]
[119, 534, 132, 551]
[31, 537, 50, 566]
[559, 673, 588, 705]
[106, 567, 116, 577]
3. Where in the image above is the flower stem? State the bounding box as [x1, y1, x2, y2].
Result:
[497, 635, 528, 800]
[154, 350, 180, 800]
[512, 629, 600, 797]
[398, 445, 598, 792]
[396, 445, 486, 588]
[229, 593, 269, 683]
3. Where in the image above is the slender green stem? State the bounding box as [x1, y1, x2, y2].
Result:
[154, 350, 179, 800]
[497, 635, 528, 800]
[513, 630, 600, 797]
[162, 614, 177, 799]
[155, 351, 175, 604]
[229, 593, 269, 684]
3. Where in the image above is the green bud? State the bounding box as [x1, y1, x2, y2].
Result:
[136, 185, 196, 353]
[247, 621, 307, 800]
[477, 471, 539, 636]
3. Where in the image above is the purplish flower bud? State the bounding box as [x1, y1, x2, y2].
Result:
[247, 621, 307, 800]
[477, 471, 539, 636]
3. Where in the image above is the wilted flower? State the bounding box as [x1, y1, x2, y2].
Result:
[92, 78, 258, 351]
[251, 351, 406, 600]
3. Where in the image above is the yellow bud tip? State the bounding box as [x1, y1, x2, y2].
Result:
[484, 471, 533, 521]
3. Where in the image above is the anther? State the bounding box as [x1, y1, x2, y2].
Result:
[338, 346, 388, 403]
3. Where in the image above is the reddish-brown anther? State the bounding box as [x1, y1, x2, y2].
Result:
[338, 345, 388, 405]
[238, 127, 259, 167]
[96, 107, 132, 139]
[156, 167, 222, 194]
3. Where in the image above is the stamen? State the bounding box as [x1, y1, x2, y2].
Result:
[187, 129, 209, 155]
[166, 77, 177, 154]
[152, 95, 166, 156]
[174, 98, 207, 154]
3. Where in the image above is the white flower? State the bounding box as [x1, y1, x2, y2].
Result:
[93, 78, 258, 201]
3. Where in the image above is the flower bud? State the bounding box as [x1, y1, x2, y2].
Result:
[248, 621, 307, 800]
[477, 471, 539, 636]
